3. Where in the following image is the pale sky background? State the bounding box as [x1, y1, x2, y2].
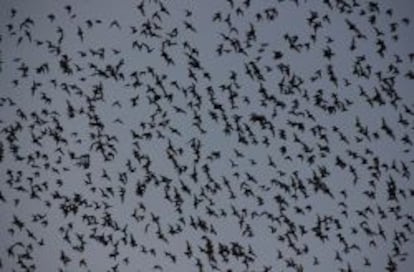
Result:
[0, 0, 413, 271]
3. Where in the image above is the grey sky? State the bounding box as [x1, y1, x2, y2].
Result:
[0, 0, 413, 271]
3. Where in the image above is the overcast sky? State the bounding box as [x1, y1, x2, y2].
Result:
[0, 0, 413, 271]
